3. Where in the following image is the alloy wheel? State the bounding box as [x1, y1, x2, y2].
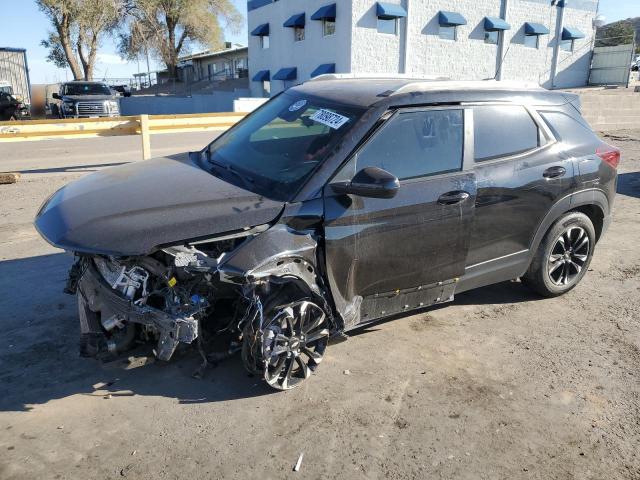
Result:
[262, 300, 330, 390]
[547, 226, 590, 286]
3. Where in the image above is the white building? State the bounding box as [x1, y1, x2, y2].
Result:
[247, 0, 599, 97]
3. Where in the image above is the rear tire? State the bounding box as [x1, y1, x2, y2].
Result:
[522, 212, 595, 297]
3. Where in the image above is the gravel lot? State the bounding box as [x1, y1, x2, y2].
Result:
[0, 130, 639, 479]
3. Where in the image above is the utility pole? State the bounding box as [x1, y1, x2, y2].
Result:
[495, 0, 510, 80]
[550, 0, 566, 89]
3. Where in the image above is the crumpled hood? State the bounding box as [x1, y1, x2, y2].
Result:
[35, 155, 285, 256]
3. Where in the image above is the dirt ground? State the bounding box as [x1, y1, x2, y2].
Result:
[0, 130, 639, 480]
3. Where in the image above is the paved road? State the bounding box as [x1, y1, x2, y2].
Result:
[0, 131, 218, 177]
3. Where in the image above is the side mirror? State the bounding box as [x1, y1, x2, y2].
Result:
[52, 93, 61, 100]
[331, 167, 400, 199]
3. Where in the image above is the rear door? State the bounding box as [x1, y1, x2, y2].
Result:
[466, 104, 574, 268]
[323, 107, 476, 325]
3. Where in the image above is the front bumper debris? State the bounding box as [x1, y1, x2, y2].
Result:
[77, 262, 198, 360]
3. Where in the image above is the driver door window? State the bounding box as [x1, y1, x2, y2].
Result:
[355, 109, 464, 180]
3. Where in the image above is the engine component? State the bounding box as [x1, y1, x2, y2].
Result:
[101, 314, 125, 331]
[113, 266, 149, 299]
[78, 260, 205, 361]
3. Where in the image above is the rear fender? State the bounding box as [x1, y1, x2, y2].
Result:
[527, 188, 609, 263]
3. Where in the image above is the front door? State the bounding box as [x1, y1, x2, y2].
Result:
[323, 107, 476, 326]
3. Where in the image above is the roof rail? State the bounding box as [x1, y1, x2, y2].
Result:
[391, 79, 545, 96]
[308, 73, 451, 82]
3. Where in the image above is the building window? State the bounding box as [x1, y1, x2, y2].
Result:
[560, 39, 574, 52]
[261, 35, 270, 49]
[524, 34, 539, 49]
[323, 18, 336, 36]
[377, 17, 397, 35]
[484, 30, 499, 45]
[294, 26, 305, 41]
[439, 25, 457, 41]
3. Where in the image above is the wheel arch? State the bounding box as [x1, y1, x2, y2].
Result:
[529, 189, 609, 257]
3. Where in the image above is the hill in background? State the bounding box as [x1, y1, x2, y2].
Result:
[597, 17, 640, 52]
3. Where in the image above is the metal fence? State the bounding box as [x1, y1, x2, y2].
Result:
[589, 43, 636, 86]
[0, 112, 246, 159]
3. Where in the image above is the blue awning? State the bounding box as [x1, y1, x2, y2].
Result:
[310, 63, 336, 78]
[376, 2, 407, 19]
[562, 27, 585, 40]
[484, 17, 511, 31]
[250, 23, 269, 36]
[252, 70, 270, 82]
[524, 22, 549, 35]
[283, 13, 305, 28]
[273, 67, 297, 81]
[311, 3, 336, 21]
[248, 0, 272, 12]
[438, 11, 467, 27]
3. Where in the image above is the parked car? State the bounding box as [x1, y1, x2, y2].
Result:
[0, 88, 30, 120]
[51, 81, 120, 118]
[35, 77, 619, 390]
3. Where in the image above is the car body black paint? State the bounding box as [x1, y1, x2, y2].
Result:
[35, 79, 616, 336]
[35, 153, 284, 256]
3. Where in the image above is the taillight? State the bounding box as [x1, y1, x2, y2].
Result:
[596, 145, 620, 169]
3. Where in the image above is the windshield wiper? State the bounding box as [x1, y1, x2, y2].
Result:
[208, 158, 255, 189]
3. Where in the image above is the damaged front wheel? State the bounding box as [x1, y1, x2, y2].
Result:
[245, 300, 330, 390]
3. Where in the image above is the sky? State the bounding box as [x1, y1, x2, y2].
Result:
[0, 0, 248, 84]
[0, 0, 637, 85]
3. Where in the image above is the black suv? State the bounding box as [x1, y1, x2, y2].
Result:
[35, 78, 619, 390]
[0, 90, 29, 121]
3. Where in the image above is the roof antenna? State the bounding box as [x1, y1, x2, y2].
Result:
[494, 43, 512, 80]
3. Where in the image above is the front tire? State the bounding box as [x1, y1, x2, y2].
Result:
[243, 299, 330, 390]
[522, 212, 595, 297]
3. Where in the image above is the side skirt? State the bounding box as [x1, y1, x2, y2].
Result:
[456, 249, 530, 294]
[355, 279, 458, 327]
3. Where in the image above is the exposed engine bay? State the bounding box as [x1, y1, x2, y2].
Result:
[65, 224, 336, 390]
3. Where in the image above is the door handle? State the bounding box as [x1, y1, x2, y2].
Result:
[543, 166, 566, 179]
[438, 190, 470, 205]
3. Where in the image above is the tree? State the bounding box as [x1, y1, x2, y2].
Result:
[119, 0, 242, 78]
[596, 20, 635, 47]
[37, 0, 124, 80]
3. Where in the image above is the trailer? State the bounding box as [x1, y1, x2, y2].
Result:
[0, 47, 31, 110]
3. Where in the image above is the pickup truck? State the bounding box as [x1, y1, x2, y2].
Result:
[52, 81, 121, 118]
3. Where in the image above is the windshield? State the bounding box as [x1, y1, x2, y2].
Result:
[0, 85, 13, 95]
[205, 92, 364, 201]
[63, 83, 112, 96]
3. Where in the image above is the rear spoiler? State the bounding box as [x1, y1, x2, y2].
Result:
[562, 93, 582, 113]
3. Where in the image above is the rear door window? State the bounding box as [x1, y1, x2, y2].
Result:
[355, 109, 464, 180]
[473, 105, 539, 161]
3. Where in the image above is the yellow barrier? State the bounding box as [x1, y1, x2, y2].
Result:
[0, 112, 247, 159]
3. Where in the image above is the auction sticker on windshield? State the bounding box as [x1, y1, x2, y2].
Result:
[310, 109, 350, 129]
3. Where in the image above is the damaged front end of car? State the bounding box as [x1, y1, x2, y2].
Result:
[64, 221, 336, 390]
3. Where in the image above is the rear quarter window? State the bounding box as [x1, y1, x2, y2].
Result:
[538, 110, 599, 146]
[473, 105, 539, 162]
